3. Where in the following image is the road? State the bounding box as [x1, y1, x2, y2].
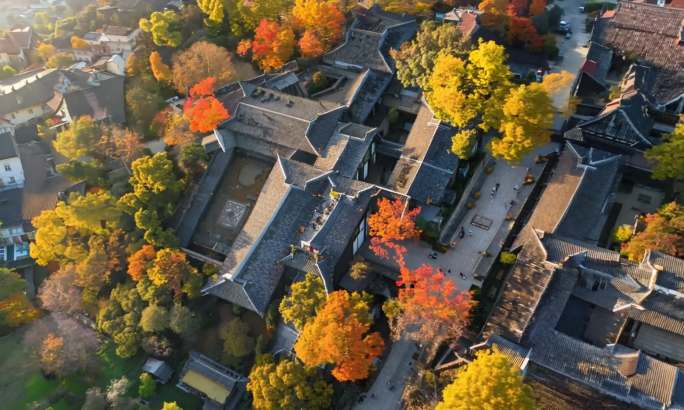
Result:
[550, 0, 591, 130]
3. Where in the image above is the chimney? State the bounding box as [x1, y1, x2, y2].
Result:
[614, 349, 640, 377]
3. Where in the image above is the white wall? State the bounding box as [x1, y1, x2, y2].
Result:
[0, 156, 24, 188]
[6, 103, 48, 126]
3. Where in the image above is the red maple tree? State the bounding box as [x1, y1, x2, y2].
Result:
[183, 77, 230, 133]
[298, 30, 325, 58]
[367, 197, 421, 262]
[387, 264, 474, 344]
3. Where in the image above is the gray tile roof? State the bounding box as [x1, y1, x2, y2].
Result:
[314, 123, 375, 178]
[593, 1, 684, 105]
[647, 250, 684, 293]
[527, 143, 621, 244]
[0, 69, 61, 117]
[221, 83, 344, 156]
[387, 103, 459, 204]
[62, 74, 125, 123]
[585, 42, 613, 84]
[347, 70, 392, 123]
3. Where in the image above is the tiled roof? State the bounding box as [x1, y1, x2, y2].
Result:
[0, 69, 61, 116]
[387, 103, 459, 203]
[62, 74, 125, 123]
[594, 1, 684, 104]
[527, 143, 621, 243]
[314, 124, 375, 178]
[585, 42, 613, 83]
[647, 250, 684, 292]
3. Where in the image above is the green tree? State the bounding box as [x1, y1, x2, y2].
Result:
[197, 0, 225, 25]
[53, 116, 100, 160]
[97, 284, 144, 358]
[140, 304, 169, 333]
[436, 348, 535, 410]
[125, 74, 165, 136]
[138, 372, 156, 399]
[225, 0, 294, 38]
[247, 356, 333, 410]
[279, 272, 326, 331]
[56, 159, 106, 185]
[0, 268, 26, 300]
[646, 117, 684, 180]
[169, 304, 198, 338]
[391, 21, 468, 89]
[219, 317, 254, 363]
[178, 143, 208, 180]
[139, 10, 182, 48]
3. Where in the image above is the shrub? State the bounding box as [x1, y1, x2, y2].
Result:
[499, 251, 517, 265]
[612, 224, 633, 243]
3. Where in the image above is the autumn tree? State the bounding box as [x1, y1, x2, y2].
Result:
[30, 191, 124, 269]
[0, 269, 39, 331]
[292, 0, 344, 54]
[219, 317, 254, 364]
[27, 313, 100, 378]
[391, 21, 468, 89]
[53, 116, 100, 160]
[147, 248, 202, 299]
[119, 153, 182, 247]
[508, 16, 544, 52]
[125, 72, 166, 136]
[127, 245, 156, 282]
[298, 30, 325, 58]
[171, 41, 236, 94]
[384, 264, 473, 345]
[183, 77, 230, 133]
[251, 19, 296, 72]
[436, 348, 535, 410]
[367, 197, 421, 261]
[374, 0, 436, 15]
[149, 51, 172, 83]
[279, 272, 326, 331]
[99, 124, 145, 169]
[162, 111, 196, 146]
[97, 283, 144, 357]
[169, 303, 198, 338]
[646, 117, 684, 180]
[225, 0, 294, 38]
[478, 0, 509, 35]
[140, 304, 169, 333]
[295, 290, 384, 382]
[36, 43, 57, 62]
[38, 267, 83, 314]
[247, 356, 333, 410]
[162, 402, 183, 410]
[197, 0, 226, 25]
[622, 202, 684, 261]
[139, 10, 182, 48]
[70, 35, 89, 49]
[46, 52, 76, 68]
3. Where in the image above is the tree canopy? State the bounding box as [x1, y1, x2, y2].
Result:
[646, 117, 684, 180]
[250, 19, 296, 72]
[391, 21, 468, 89]
[171, 41, 236, 94]
[53, 116, 100, 160]
[367, 197, 421, 261]
[279, 272, 326, 331]
[622, 202, 684, 261]
[436, 348, 535, 410]
[295, 290, 384, 382]
[139, 10, 182, 48]
[247, 356, 333, 410]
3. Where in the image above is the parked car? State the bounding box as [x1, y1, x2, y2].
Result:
[559, 20, 570, 33]
[578, 6, 585, 12]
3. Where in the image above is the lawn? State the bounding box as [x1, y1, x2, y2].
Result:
[0, 327, 202, 410]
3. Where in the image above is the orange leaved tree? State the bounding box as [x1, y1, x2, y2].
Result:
[299, 30, 326, 58]
[367, 197, 421, 262]
[295, 290, 384, 382]
[183, 77, 230, 133]
[127, 245, 156, 282]
[384, 264, 473, 345]
[251, 19, 296, 72]
[292, 0, 345, 52]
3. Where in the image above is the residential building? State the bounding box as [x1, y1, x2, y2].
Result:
[84, 25, 141, 58]
[0, 131, 25, 190]
[476, 143, 684, 409]
[0, 67, 125, 127]
[0, 26, 32, 68]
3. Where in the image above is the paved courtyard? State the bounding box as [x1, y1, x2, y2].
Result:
[402, 143, 559, 291]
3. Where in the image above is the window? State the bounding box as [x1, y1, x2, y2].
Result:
[4, 164, 10, 172]
[0, 246, 6, 261]
[352, 216, 367, 254]
[14, 242, 29, 259]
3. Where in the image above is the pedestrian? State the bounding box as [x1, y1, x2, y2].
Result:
[513, 184, 520, 191]
[467, 229, 473, 237]
[495, 182, 500, 191]
[459, 272, 466, 280]
[448, 269, 452, 274]
[458, 227, 465, 239]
